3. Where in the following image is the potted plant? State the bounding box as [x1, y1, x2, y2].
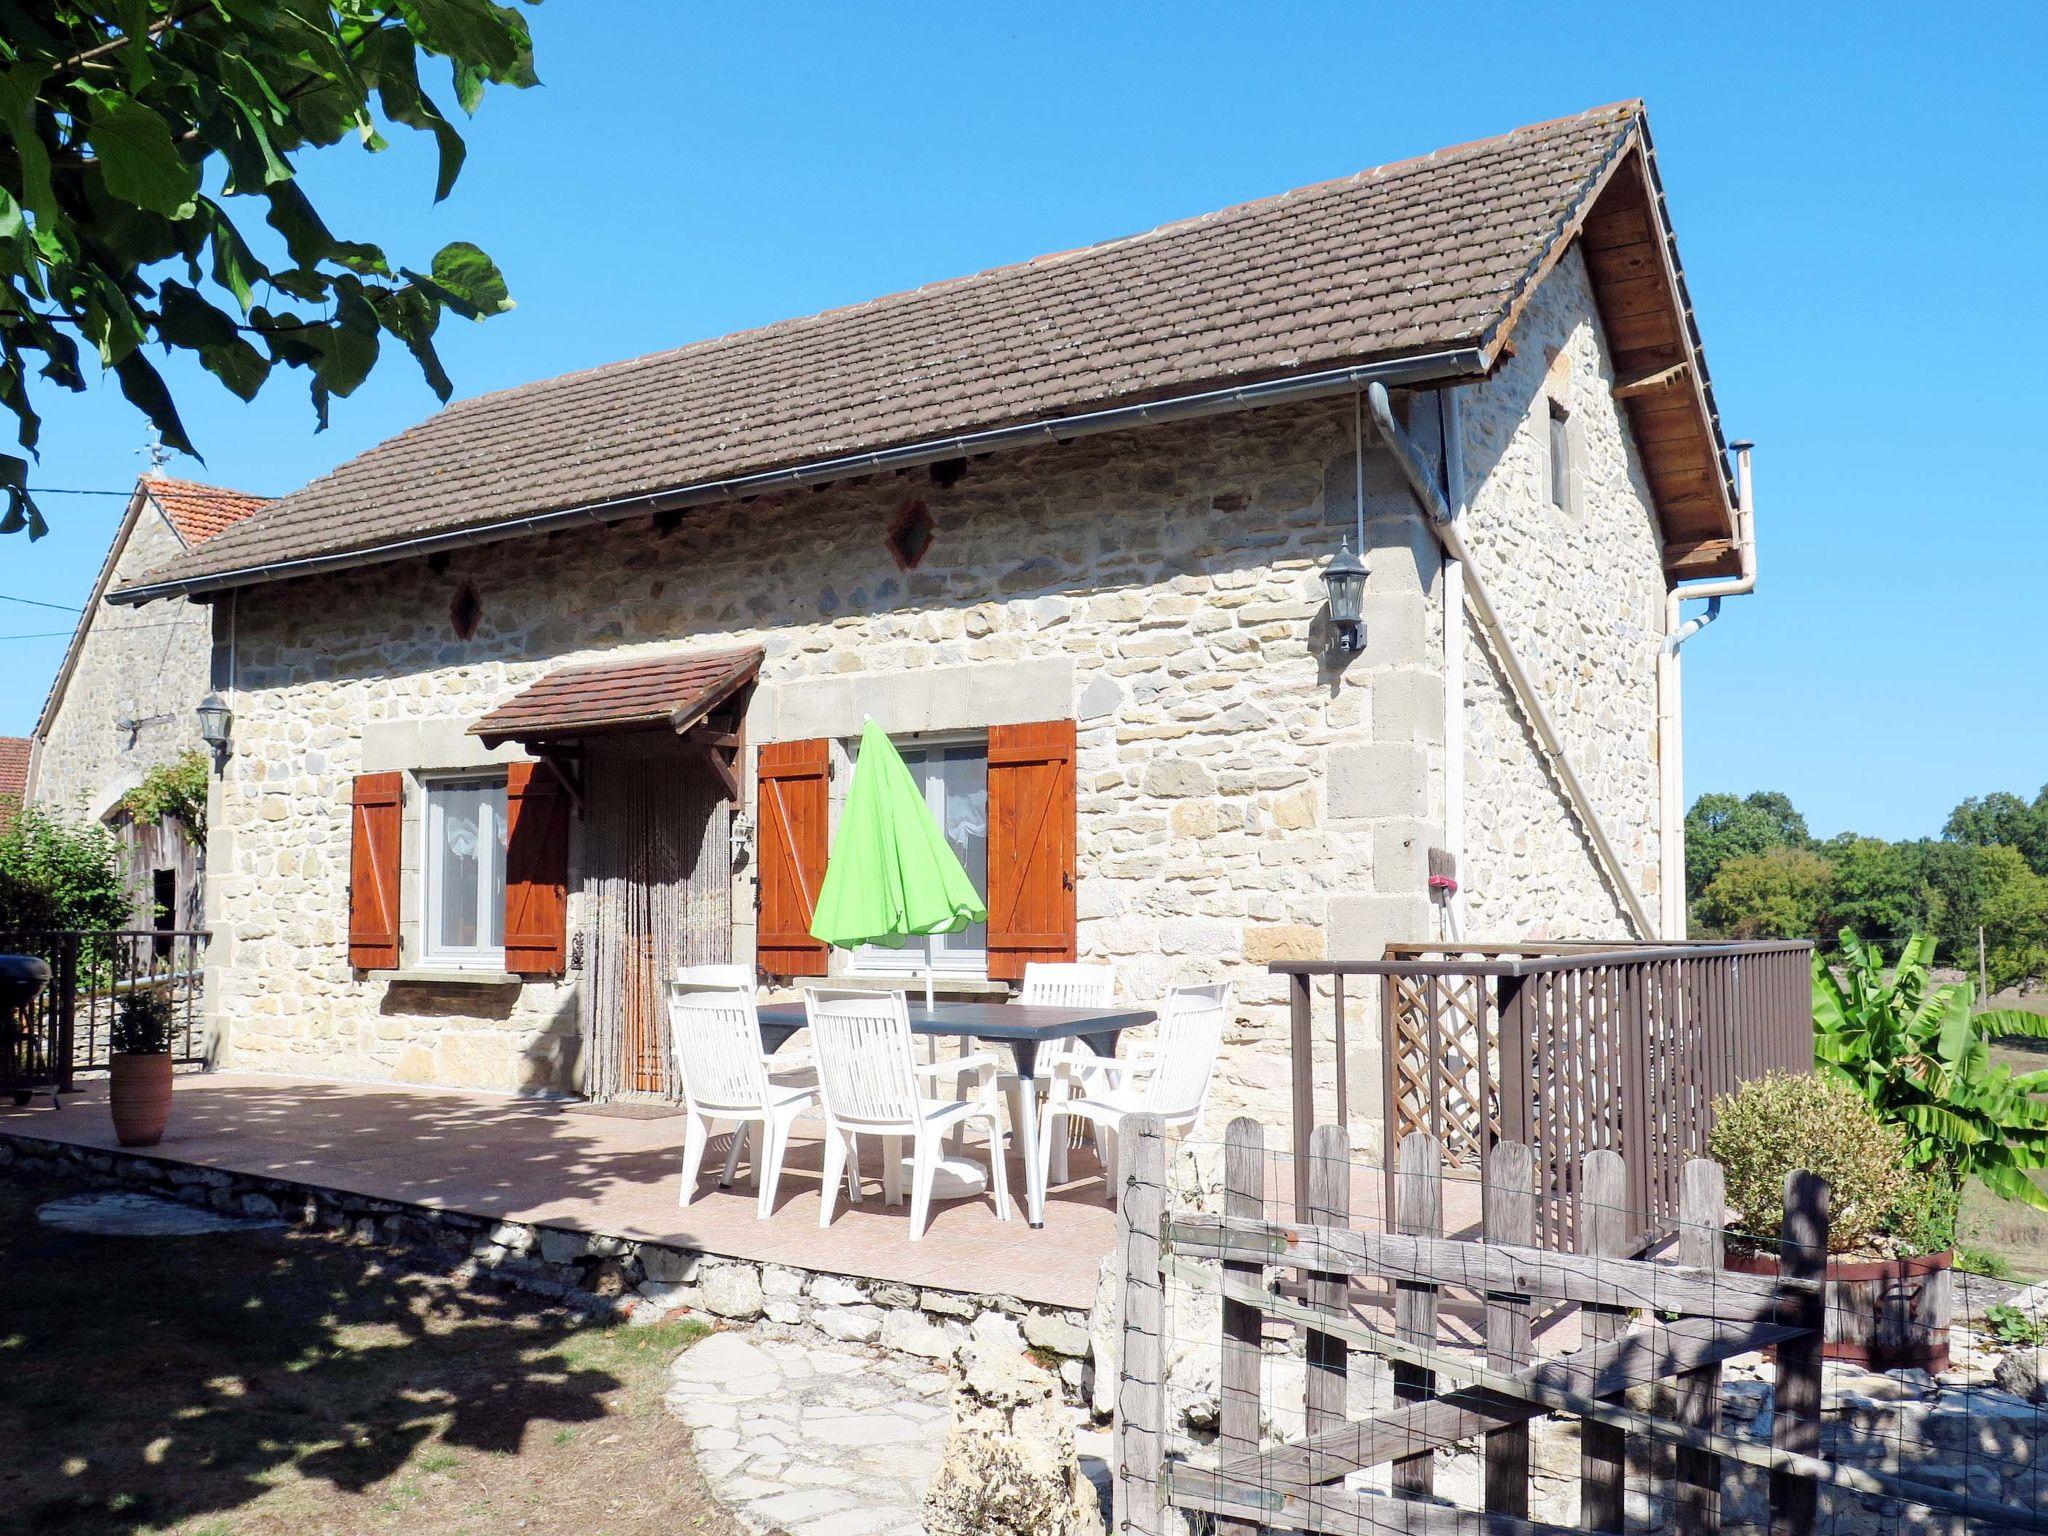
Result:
[1708, 1069, 1950, 1370]
[108, 985, 176, 1147]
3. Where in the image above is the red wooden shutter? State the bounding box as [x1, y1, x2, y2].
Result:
[504, 761, 570, 977]
[348, 772, 403, 970]
[756, 738, 829, 977]
[986, 720, 1077, 982]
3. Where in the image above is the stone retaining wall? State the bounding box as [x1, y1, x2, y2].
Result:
[0, 1130, 1098, 1406]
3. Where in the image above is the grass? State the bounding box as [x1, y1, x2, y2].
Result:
[0, 1169, 734, 1536]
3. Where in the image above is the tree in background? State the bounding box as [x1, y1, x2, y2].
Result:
[1695, 846, 1833, 940]
[0, 804, 128, 930]
[0, 2, 539, 538]
[1946, 788, 2048, 878]
[1684, 790, 1810, 902]
[1814, 834, 1931, 953]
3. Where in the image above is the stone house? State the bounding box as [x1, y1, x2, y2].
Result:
[107, 102, 1756, 1133]
[26, 475, 269, 929]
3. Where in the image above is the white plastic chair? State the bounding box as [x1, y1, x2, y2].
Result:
[1038, 982, 1232, 1201]
[674, 962, 755, 988]
[805, 987, 1012, 1240]
[1000, 962, 1117, 1183]
[667, 983, 835, 1219]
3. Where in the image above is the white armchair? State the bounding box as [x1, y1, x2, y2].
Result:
[805, 987, 1012, 1239]
[667, 983, 829, 1219]
[1002, 962, 1117, 1185]
[1038, 982, 1231, 1200]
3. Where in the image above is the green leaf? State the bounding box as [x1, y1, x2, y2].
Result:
[417, 240, 511, 318]
[85, 90, 201, 219]
[113, 351, 198, 459]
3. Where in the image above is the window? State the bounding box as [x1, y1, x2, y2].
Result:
[1547, 400, 1573, 512]
[847, 736, 989, 975]
[422, 776, 507, 969]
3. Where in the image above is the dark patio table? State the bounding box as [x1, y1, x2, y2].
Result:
[754, 999, 1154, 1226]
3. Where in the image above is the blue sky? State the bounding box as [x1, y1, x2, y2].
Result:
[0, 2, 2039, 841]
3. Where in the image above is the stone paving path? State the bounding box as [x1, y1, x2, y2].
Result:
[665, 1326, 1110, 1536]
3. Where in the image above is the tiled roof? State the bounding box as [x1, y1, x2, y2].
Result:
[0, 736, 28, 830]
[143, 476, 271, 544]
[122, 101, 1675, 597]
[470, 646, 763, 746]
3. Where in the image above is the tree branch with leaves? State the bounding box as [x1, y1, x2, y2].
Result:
[0, 0, 539, 537]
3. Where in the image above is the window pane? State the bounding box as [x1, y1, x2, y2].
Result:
[434, 783, 484, 951]
[430, 780, 507, 957]
[936, 744, 987, 952]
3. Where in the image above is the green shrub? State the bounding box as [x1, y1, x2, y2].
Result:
[0, 806, 130, 933]
[111, 988, 175, 1055]
[118, 750, 209, 841]
[1707, 1070, 1914, 1255]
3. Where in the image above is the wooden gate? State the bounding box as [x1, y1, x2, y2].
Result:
[1113, 1115, 2040, 1536]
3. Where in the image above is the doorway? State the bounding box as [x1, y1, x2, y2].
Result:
[577, 736, 733, 1099]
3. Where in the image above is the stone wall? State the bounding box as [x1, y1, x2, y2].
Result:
[33, 494, 216, 821]
[1453, 246, 1667, 942]
[205, 397, 1449, 1124]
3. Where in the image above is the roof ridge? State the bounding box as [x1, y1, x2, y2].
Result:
[142, 473, 272, 501]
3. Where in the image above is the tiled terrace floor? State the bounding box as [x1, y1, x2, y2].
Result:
[0, 1071, 1487, 1312]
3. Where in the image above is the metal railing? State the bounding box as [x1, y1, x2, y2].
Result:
[0, 929, 211, 1088]
[1273, 939, 1814, 1250]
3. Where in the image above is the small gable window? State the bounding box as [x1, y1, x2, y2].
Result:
[1547, 400, 1573, 513]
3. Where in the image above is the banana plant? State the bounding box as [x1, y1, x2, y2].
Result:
[1813, 933, 2048, 1212]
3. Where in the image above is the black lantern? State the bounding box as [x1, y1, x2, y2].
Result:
[195, 691, 232, 762]
[1323, 540, 1367, 653]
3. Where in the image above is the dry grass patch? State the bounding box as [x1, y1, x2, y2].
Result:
[0, 1169, 739, 1536]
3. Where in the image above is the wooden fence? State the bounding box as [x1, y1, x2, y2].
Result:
[1113, 1114, 2046, 1536]
[1276, 940, 1814, 1252]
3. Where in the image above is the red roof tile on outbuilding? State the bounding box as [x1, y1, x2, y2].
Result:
[470, 647, 764, 747]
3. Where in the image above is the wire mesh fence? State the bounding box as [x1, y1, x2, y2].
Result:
[1113, 1115, 2048, 1536]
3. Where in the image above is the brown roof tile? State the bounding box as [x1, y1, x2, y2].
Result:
[470, 646, 763, 746]
[0, 736, 28, 830]
[143, 476, 271, 544]
[125, 102, 1655, 597]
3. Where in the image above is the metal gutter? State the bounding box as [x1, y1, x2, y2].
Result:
[1367, 381, 1657, 941]
[108, 346, 1490, 607]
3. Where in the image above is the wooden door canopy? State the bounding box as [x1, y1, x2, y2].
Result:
[469, 644, 760, 803]
[470, 645, 761, 747]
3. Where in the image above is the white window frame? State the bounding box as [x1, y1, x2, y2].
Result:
[843, 730, 990, 979]
[419, 771, 508, 971]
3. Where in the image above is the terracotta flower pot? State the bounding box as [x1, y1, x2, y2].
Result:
[108, 1052, 174, 1147]
[1728, 1246, 1953, 1372]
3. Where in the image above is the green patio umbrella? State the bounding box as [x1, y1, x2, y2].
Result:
[810, 720, 987, 1006]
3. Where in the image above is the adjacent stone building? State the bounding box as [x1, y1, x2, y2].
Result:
[106, 102, 1754, 1139]
[27, 475, 269, 928]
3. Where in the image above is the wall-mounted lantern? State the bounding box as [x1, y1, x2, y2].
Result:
[195, 691, 233, 766]
[1322, 540, 1367, 653]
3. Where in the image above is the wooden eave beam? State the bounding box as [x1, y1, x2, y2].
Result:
[1612, 361, 1689, 399]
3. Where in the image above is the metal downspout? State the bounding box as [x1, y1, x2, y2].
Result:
[1367, 382, 1657, 941]
[1658, 441, 1757, 936]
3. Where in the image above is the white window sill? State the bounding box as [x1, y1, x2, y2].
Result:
[835, 972, 1012, 999]
[386, 968, 523, 987]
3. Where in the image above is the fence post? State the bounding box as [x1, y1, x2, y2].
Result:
[1676, 1157, 1728, 1528]
[1115, 1113, 1168, 1536]
[1304, 1125, 1351, 1466]
[1770, 1169, 1828, 1536]
[1483, 1139, 1535, 1519]
[1289, 969, 1314, 1217]
[1391, 1131, 1442, 1501]
[1217, 1118, 1263, 1535]
[1495, 975, 1532, 1152]
[1579, 1149, 1629, 1531]
[54, 931, 77, 1092]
